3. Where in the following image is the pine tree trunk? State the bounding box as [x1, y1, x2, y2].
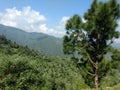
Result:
[95, 61, 98, 89]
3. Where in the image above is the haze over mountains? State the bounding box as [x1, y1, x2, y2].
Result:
[0, 24, 119, 57]
[0, 24, 64, 56]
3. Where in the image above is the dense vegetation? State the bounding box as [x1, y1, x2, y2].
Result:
[0, 35, 88, 90]
[63, 0, 120, 88]
[0, 34, 120, 90]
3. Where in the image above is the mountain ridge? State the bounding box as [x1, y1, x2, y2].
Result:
[0, 24, 119, 56]
[0, 24, 64, 56]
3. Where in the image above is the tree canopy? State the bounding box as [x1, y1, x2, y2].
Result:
[63, 0, 120, 88]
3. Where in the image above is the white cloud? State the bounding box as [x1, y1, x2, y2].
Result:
[37, 16, 70, 37]
[0, 6, 69, 37]
[0, 6, 46, 32]
[53, 16, 70, 37]
[60, 16, 70, 25]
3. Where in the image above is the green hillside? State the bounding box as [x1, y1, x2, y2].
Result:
[0, 34, 120, 90]
[0, 24, 64, 56]
[0, 35, 88, 90]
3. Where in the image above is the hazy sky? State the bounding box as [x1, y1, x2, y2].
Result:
[0, 0, 120, 37]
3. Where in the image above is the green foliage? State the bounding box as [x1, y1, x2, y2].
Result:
[0, 35, 88, 90]
[0, 54, 44, 90]
[63, 0, 120, 88]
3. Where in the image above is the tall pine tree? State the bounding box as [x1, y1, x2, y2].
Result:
[63, 0, 120, 88]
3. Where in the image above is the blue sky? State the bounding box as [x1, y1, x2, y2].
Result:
[0, 0, 120, 38]
[0, 0, 92, 27]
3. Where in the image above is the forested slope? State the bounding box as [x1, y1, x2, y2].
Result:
[0, 35, 120, 90]
[0, 35, 88, 90]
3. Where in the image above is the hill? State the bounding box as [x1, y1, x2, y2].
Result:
[0, 24, 64, 56]
[0, 33, 120, 90]
[0, 35, 88, 90]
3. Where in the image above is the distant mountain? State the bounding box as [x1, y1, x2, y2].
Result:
[0, 24, 64, 56]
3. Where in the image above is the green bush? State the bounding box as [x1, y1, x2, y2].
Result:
[0, 55, 44, 90]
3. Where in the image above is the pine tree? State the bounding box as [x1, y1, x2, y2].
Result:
[63, 0, 120, 88]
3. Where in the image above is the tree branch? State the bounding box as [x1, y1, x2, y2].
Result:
[86, 70, 95, 76]
[85, 50, 96, 68]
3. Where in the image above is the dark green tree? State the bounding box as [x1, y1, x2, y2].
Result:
[63, 0, 120, 88]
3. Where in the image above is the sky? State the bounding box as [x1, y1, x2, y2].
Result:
[0, 0, 120, 39]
